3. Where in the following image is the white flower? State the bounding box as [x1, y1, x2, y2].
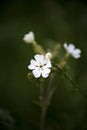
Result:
[63, 43, 81, 59]
[45, 52, 52, 60]
[23, 31, 35, 43]
[28, 54, 52, 78]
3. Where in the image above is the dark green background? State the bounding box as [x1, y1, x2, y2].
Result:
[0, 0, 87, 129]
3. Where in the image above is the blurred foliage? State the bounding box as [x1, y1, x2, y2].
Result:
[0, 109, 16, 130]
[0, 0, 87, 129]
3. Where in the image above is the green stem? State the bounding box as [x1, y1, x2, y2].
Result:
[39, 81, 44, 101]
[40, 106, 47, 130]
[40, 76, 56, 130]
[39, 81, 48, 130]
[39, 75, 56, 130]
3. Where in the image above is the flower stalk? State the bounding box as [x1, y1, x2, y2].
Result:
[39, 78, 55, 130]
[39, 81, 48, 130]
[23, 31, 82, 130]
[40, 105, 47, 130]
[59, 52, 70, 69]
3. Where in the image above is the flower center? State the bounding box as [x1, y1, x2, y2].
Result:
[39, 64, 43, 68]
[38, 62, 47, 69]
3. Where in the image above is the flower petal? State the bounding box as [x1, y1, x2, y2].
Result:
[63, 43, 68, 51]
[73, 54, 81, 59]
[68, 44, 75, 53]
[72, 49, 81, 59]
[72, 53, 81, 59]
[28, 64, 35, 70]
[30, 59, 38, 66]
[28, 59, 37, 70]
[43, 67, 51, 73]
[73, 49, 81, 54]
[41, 67, 51, 78]
[34, 54, 44, 61]
[23, 31, 35, 43]
[32, 69, 41, 78]
[45, 60, 52, 68]
[34, 54, 45, 65]
[42, 71, 49, 78]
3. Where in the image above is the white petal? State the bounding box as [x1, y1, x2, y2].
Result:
[32, 69, 41, 78]
[41, 67, 51, 78]
[42, 71, 49, 78]
[63, 43, 68, 51]
[23, 31, 35, 43]
[28, 59, 38, 70]
[64, 43, 75, 53]
[72, 53, 81, 59]
[34, 54, 44, 63]
[72, 49, 81, 59]
[43, 68, 51, 73]
[68, 44, 75, 53]
[28, 64, 35, 70]
[45, 60, 52, 68]
[73, 49, 81, 54]
[30, 59, 38, 66]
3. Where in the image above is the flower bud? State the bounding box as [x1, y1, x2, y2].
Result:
[23, 31, 35, 43]
[45, 52, 52, 60]
[27, 72, 34, 80]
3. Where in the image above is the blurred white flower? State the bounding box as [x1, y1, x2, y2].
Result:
[23, 31, 35, 43]
[28, 54, 52, 78]
[45, 52, 52, 60]
[63, 43, 81, 59]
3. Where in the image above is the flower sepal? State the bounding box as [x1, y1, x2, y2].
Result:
[37, 77, 45, 82]
[27, 72, 35, 81]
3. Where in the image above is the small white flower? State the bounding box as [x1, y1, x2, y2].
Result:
[23, 31, 35, 43]
[45, 52, 52, 60]
[28, 54, 52, 78]
[63, 43, 81, 59]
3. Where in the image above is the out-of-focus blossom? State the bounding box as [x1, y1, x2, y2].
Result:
[23, 31, 35, 43]
[63, 43, 81, 59]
